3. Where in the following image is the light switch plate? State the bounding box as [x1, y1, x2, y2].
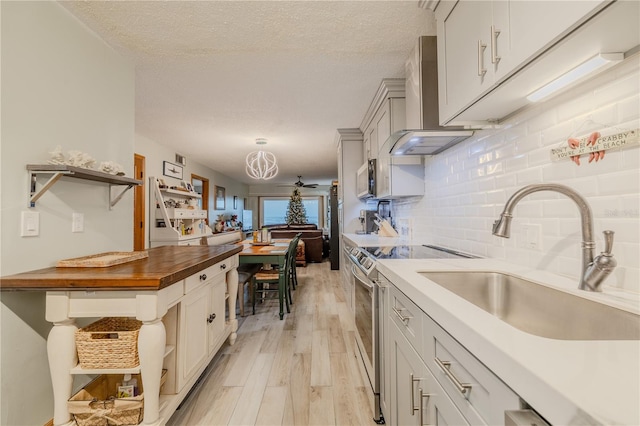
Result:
[21, 211, 39, 237]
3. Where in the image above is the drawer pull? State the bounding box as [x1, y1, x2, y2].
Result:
[435, 357, 472, 395]
[410, 373, 424, 416]
[419, 389, 431, 426]
[199, 273, 207, 281]
[393, 306, 413, 324]
[220, 264, 227, 270]
[207, 313, 216, 324]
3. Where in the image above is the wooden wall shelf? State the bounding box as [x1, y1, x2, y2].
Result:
[27, 164, 142, 209]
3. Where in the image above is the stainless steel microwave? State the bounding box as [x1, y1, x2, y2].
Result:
[356, 159, 376, 199]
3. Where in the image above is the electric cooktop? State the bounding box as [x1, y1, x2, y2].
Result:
[362, 244, 477, 260]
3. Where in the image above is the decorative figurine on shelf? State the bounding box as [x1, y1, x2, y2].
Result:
[99, 161, 124, 175]
[215, 214, 225, 233]
[48, 145, 66, 165]
[66, 150, 96, 169]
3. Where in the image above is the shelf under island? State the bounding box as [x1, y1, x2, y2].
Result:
[0, 244, 242, 426]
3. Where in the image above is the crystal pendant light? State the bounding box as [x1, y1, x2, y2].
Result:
[245, 138, 278, 180]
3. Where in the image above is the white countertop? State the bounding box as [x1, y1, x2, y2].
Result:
[376, 257, 640, 425]
[343, 233, 415, 247]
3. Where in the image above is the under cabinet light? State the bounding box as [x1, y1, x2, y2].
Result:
[526, 53, 623, 102]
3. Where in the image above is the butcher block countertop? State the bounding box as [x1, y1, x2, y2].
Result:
[0, 245, 242, 291]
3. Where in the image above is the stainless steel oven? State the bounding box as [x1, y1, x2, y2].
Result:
[344, 243, 477, 424]
[344, 244, 383, 423]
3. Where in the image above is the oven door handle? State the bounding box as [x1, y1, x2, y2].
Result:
[350, 264, 376, 289]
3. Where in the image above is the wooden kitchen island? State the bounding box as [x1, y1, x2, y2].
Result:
[0, 244, 242, 426]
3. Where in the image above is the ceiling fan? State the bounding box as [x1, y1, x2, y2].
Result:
[280, 176, 319, 188]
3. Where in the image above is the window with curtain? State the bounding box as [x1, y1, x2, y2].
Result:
[260, 196, 322, 227]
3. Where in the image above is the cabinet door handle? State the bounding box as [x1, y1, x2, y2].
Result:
[490, 25, 501, 64]
[393, 306, 413, 324]
[477, 40, 487, 77]
[419, 389, 431, 426]
[199, 273, 207, 281]
[220, 264, 227, 270]
[410, 373, 424, 416]
[207, 313, 216, 323]
[435, 357, 472, 395]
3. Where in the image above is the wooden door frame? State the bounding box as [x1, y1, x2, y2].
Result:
[191, 173, 209, 224]
[133, 154, 146, 250]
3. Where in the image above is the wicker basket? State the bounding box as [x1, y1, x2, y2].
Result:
[76, 318, 142, 369]
[68, 374, 144, 426]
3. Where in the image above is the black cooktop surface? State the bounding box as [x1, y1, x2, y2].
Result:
[362, 245, 475, 260]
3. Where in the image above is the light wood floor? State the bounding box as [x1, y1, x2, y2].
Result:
[166, 261, 377, 426]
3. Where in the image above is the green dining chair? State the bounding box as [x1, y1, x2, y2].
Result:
[252, 234, 300, 317]
[252, 248, 291, 317]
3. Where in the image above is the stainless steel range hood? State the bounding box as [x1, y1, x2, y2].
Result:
[389, 36, 473, 156]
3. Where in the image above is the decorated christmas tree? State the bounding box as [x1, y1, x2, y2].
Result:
[285, 188, 308, 224]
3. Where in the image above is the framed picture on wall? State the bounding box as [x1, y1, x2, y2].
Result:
[233, 196, 238, 209]
[163, 161, 183, 179]
[214, 186, 225, 210]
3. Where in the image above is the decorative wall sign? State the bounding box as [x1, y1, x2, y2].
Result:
[163, 161, 183, 179]
[214, 185, 225, 210]
[550, 128, 639, 164]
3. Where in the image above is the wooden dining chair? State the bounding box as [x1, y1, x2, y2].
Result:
[252, 246, 291, 316]
[289, 234, 302, 291]
[252, 234, 300, 317]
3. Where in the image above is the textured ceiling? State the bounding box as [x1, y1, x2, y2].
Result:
[60, 1, 434, 186]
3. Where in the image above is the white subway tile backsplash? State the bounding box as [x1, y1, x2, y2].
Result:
[594, 70, 640, 106]
[540, 161, 578, 181]
[399, 57, 639, 293]
[597, 170, 640, 195]
[516, 167, 543, 185]
[526, 109, 558, 134]
[619, 95, 640, 122]
[562, 176, 599, 196]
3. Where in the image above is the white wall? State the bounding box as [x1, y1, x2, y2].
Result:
[134, 134, 249, 244]
[0, 2, 135, 424]
[395, 55, 640, 294]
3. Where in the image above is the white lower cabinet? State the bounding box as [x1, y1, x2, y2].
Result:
[425, 314, 520, 425]
[383, 277, 520, 426]
[207, 277, 227, 354]
[176, 257, 237, 394]
[390, 321, 426, 426]
[390, 318, 469, 426]
[178, 284, 210, 390]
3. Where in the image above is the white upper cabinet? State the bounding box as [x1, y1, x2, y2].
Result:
[437, 0, 637, 125]
[358, 79, 424, 199]
[437, 0, 498, 124]
[503, 1, 606, 77]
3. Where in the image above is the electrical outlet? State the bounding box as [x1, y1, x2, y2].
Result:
[522, 224, 542, 250]
[20, 211, 39, 237]
[72, 212, 84, 233]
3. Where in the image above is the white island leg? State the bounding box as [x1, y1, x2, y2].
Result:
[47, 319, 78, 426]
[226, 268, 238, 345]
[138, 319, 166, 425]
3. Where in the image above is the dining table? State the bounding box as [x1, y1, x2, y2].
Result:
[237, 238, 291, 319]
